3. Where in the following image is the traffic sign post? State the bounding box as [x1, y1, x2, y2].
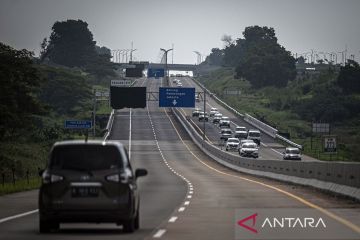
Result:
[148, 68, 165, 78]
[65, 120, 93, 141]
[64, 120, 92, 129]
[159, 87, 195, 108]
[111, 79, 132, 87]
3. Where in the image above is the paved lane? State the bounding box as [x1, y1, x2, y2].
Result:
[0, 77, 358, 240]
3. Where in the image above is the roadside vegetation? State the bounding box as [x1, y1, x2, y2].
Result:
[0, 19, 116, 195]
[199, 26, 360, 162]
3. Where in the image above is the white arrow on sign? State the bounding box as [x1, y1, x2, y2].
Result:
[172, 100, 177, 106]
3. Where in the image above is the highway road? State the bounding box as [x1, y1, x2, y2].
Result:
[0, 77, 359, 240]
[173, 76, 319, 162]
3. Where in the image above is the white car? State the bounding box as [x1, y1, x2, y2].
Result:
[225, 138, 240, 151]
[239, 142, 259, 158]
[209, 107, 218, 117]
[283, 147, 301, 160]
[247, 129, 261, 145]
[234, 126, 248, 139]
[220, 128, 232, 141]
[212, 112, 223, 124]
[239, 139, 255, 149]
[219, 116, 230, 128]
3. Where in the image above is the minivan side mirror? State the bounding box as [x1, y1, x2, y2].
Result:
[135, 168, 148, 178]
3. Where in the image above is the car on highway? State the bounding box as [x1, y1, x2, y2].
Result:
[219, 116, 231, 128]
[195, 94, 200, 102]
[247, 129, 261, 145]
[212, 112, 223, 124]
[38, 140, 148, 233]
[225, 138, 240, 151]
[209, 107, 218, 117]
[220, 128, 233, 141]
[177, 82, 183, 87]
[172, 78, 178, 83]
[283, 147, 302, 160]
[198, 112, 209, 122]
[234, 126, 248, 139]
[192, 108, 201, 117]
[239, 139, 255, 149]
[239, 142, 259, 158]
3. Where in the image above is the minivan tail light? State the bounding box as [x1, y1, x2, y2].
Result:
[42, 171, 63, 184]
[106, 173, 129, 183]
[51, 174, 64, 183]
[106, 174, 120, 182]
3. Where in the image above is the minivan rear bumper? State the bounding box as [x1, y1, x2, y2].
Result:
[40, 208, 134, 223]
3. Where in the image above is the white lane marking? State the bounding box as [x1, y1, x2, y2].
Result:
[187, 195, 192, 199]
[129, 108, 132, 159]
[178, 207, 185, 212]
[184, 201, 190, 205]
[153, 229, 167, 238]
[189, 191, 193, 194]
[0, 209, 38, 224]
[169, 216, 178, 223]
[271, 148, 283, 155]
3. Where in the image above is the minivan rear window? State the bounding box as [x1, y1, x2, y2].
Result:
[50, 145, 123, 171]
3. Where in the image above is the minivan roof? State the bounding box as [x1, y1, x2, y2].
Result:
[53, 140, 124, 148]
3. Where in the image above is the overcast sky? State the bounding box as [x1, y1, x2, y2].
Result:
[1, 0, 360, 64]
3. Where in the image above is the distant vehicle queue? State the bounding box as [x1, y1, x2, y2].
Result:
[191, 107, 262, 158]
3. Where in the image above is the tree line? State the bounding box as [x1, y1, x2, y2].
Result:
[203, 25, 360, 123]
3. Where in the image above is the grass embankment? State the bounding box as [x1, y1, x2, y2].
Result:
[199, 68, 359, 162]
[0, 142, 48, 195]
[0, 86, 112, 196]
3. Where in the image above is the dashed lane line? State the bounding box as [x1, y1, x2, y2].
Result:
[0, 209, 38, 224]
[147, 106, 193, 239]
[164, 108, 360, 234]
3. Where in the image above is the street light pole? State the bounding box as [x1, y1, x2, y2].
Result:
[160, 48, 173, 86]
[130, 49, 137, 62]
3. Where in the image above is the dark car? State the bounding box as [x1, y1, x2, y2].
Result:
[198, 112, 209, 122]
[38, 140, 147, 233]
[192, 108, 201, 117]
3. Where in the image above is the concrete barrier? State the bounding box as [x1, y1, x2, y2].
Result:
[172, 107, 360, 200]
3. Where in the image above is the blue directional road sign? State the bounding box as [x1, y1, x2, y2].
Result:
[159, 87, 195, 108]
[148, 68, 165, 78]
[65, 120, 92, 129]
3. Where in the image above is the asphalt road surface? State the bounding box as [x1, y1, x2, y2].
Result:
[0, 77, 359, 240]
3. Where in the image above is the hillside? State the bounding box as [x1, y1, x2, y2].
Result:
[198, 67, 360, 162]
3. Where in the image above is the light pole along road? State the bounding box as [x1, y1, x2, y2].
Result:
[160, 48, 173, 86]
[0, 77, 359, 239]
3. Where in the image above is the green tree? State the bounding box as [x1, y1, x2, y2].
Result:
[0, 43, 44, 140]
[37, 66, 92, 115]
[224, 26, 296, 88]
[45, 19, 97, 67]
[337, 60, 360, 94]
[205, 48, 224, 66]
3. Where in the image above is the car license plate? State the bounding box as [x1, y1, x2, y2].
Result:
[71, 187, 99, 197]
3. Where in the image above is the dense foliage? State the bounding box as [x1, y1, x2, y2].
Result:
[337, 60, 360, 94]
[204, 26, 296, 88]
[0, 43, 44, 140]
[41, 19, 115, 79]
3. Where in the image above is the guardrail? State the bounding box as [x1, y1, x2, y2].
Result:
[172, 107, 360, 200]
[191, 77, 302, 148]
[244, 113, 278, 138]
[103, 109, 115, 140]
